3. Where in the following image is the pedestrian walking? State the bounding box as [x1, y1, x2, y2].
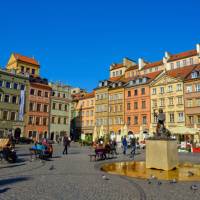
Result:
[122, 136, 128, 155]
[130, 137, 136, 158]
[63, 135, 70, 155]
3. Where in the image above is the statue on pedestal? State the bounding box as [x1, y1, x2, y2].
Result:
[154, 108, 171, 139]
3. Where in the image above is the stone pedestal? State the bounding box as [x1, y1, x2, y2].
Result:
[146, 139, 178, 171]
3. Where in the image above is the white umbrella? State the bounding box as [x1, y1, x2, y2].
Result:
[93, 126, 97, 142]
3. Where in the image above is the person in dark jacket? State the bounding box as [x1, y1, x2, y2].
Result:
[63, 135, 70, 155]
[130, 137, 136, 158]
[122, 136, 128, 155]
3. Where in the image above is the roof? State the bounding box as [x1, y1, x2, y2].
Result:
[166, 65, 196, 80]
[13, 53, 39, 66]
[143, 60, 163, 70]
[185, 64, 200, 81]
[80, 91, 95, 99]
[110, 63, 124, 70]
[125, 65, 138, 72]
[144, 70, 163, 80]
[108, 76, 122, 82]
[168, 49, 197, 62]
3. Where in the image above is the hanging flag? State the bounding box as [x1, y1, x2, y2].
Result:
[19, 89, 25, 121]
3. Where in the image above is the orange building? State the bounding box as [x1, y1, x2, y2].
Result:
[24, 77, 52, 140]
[124, 71, 162, 137]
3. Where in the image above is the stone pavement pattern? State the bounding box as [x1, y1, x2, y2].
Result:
[0, 143, 200, 200]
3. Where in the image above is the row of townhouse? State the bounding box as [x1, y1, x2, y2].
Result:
[72, 43, 200, 142]
[0, 53, 72, 141]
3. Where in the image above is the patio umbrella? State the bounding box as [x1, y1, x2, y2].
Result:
[99, 125, 104, 138]
[93, 126, 97, 142]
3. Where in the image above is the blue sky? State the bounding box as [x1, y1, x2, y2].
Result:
[0, 0, 200, 91]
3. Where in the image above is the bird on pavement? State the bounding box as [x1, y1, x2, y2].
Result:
[102, 175, 109, 180]
[190, 185, 198, 192]
[169, 179, 177, 184]
[49, 165, 55, 170]
[157, 181, 162, 185]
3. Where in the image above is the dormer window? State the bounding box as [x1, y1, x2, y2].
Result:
[118, 82, 122, 87]
[98, 82, 102, 87]
[112, 83, 116, 88]
[142, 77, 147, 83]
[191, 72, 198, 79]
[113, 72, 115, 77]
[130, 80, 135, 85]
[136, 79, 139, 84]
[104, 81, 108, 86]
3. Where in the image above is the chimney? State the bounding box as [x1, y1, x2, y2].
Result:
[138, 58, 146, 70]
[196, 43, 200, 54]
[164, 51, 171, 59]
[123, 57, 137, 67]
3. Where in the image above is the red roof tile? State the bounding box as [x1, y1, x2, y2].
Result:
[110, 63, 124, 70]
[14, 53, 39, 66]
[81, 91, 95, 99]
[145, 70, 163, 80]
[143, 60, 163, 70]
[166, 65, 196, 79]
[168, 49, 197, 62]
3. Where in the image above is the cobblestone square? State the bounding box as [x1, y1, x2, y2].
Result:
[0, 143, 200, 200]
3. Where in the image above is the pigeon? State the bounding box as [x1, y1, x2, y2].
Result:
[169, 179, 177, 184]
[150, 174, 156, 180]
[157, 181, 162, 185]
[49, 165, 55, 170]
[102, 175, 109, 180]
[147, 179, 151, 184]
[187, 171, 194, 177]
[190, 185, 198, 192]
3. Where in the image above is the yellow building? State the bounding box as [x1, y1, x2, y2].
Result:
[150, 66, 194, 133]
[108, 83, 124, 135]
[6, 53, 40, 77]
[94, 81, 109, 135]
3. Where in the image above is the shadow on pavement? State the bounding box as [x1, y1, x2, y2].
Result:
[0, 177, 31, 187]
[0, 187, 10, 193]
[0, 163, 26, 169]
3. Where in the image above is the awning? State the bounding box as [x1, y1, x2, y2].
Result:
[170, 126, 200, 135]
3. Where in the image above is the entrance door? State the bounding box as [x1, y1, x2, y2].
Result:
[51, 132, 54, 140]
[14, 128, 21, 139]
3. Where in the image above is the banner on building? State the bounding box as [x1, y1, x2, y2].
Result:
[19, 90, 25, 121]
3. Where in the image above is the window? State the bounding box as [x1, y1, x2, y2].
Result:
[59, 104, 62, 110]
[51, 117, 55, 123]
[142, 101, 146, 109]
[169, 113, 174, 123]
[0, 80, 3, 87]
[29, 102, 34, 111]
[32, 69, 35, 75]
[28, 116, 33, 125]
[58, 117, 61, 124]
[168, 97, 174, 106]
[187, 99, 193, 107]
[63, 93, 65, 98]
[142, 116, 147, 124]
[38, 90, 42, 96]
[12, 96, 17, 104]
[20, 84, 25, 90]
[188, 116, 194, 124]
[4, 94, 9, 103]
[152, 100, 157, 107]
[196, 99, 200, 106]
[65, 104, 68, 111]
[186, 85, 192, 93]
[21, 66, 24, 73]
[183, 60, 186, 66]
[26, 68, 30, 73]
[120, 70, 122, 75]
[29, 131, 33, 138]
[3, 111, 8, 120]
[134, 102, 138, 109]
[152, 88, 156, 95]
[0, 93, 2, 101]
[43, 118, 47, 126]
[6, 82, 11, 88]
[168, 85, 173, 92]
[127, 117, 131, 125]
[116, 71, 119, 76]
[176, 61, 180, 68]
[37, 104, 41, 112]
[177, 96, 183, 105]
[36, 117, 40, 125]
[160, 98, 165, 107]
[52, 91, 55, 96]
[53, 103, 56, 109]
[30, 89, 35, 95]
[177, 84, 182, 91]
[134, 89, 138, 96]
[45, 92, 49, 97]
[127, 103, 131, 110]
[190, 58, 193, 65]
[191, 72, 198, 79]
[141, 88, 145, 95]
[178, 113, 184, 122]
[128, 91, 131, 97]
[160, 87, 164, 94]
[64, 117, 67, 124]
[112, 72, 115, 77]
[170, 63, 174, 70]
[195, 84, 200, 92]
[14, 83, 18, 89]
[10, 112, 16, 121]
[57, 93, 60, 97]
[43, 105, 48, 112]
[197, 116, 200, 124]
[134, 116, 138, 124]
